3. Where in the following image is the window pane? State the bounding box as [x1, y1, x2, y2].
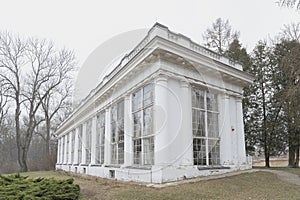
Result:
[132, 89, 142, 111]
[193, 138, 206, 165]
[143, 107, 153, 136]
[133, 139, 142, 165]
[118, 101, 124, 142]
[133, 111, 142, 138]
[111, 105, 117, 143]
[208, 140, 220, 165]
[66, 134, 69, 163]
[78, 125, 82, 163]
[192, 89, 205, 109]
[207, 112, 219, 138]
[192, 110, 205, 137]
[143, 137, 154, 165]
[118, 142, 124, 164]
[143, 84, 154, 107]
[111, 144, 117, 164]
[86, 120, 92, 164]
[207, 93, 218, 111]
[97, 111, 105, 164]
[100, 113, 105, 164]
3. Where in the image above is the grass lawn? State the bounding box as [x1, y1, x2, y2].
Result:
[19, 170, 300, 200]
[268, 167, 300, 176]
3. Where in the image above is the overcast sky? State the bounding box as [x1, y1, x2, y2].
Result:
[1, 0, 299, 101]
[1, 0, 299, 66]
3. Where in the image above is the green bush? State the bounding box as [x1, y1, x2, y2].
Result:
[0, 173, 80, 200]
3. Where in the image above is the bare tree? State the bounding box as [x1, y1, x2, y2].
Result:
[0, 32, 76, 172]
[278, 0, 300, 9]
[0, 78, 9, 132]
[0, 32, 28, 172]
[38, 51, 75, 158]
[281, 22, 300, 42]
[202, 18, 240, 55]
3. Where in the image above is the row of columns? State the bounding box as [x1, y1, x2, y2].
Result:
[57, 93, 140, 166]
[57, 74, 247, 168]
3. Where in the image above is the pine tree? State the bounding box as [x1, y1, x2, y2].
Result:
[246, 41, 287, 167]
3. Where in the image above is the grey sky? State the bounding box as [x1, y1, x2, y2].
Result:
[1, 0, 299, 66]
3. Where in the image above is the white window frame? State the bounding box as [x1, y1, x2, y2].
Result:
[85, 119, 92, 164]
[110, 99, 125, 165]
[78, 125, 82, 164]
[192, 87, 220, 166]
[132, 83, 155, 166]
[96, 111, 105, 164]
[71, 129, 75, 164]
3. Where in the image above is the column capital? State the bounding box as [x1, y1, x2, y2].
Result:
[124, 94, 130, 101]
[235, 95, 243, 102]
[180, 79, 190, 88]
[224, 94, 230, 99]
[155, 74, 168, 83]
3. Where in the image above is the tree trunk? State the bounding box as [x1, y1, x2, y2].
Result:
[261, 82, 269, 168]
[45, 117, 51, 157]
[15, 97, 29, 172]
[295, 146, 299, 167]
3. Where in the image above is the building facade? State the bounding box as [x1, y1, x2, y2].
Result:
[56, 23, 253, 183]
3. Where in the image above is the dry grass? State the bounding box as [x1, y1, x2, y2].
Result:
[20, 170, 300, 200]
[253, 159, 290, 167]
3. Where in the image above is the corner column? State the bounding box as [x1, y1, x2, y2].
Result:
[179, 80, 193, 166]
[236, 97, 247, 165]
[154, 75, 169, 166]
[220, 94, 233, 165]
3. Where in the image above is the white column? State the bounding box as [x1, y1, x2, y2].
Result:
[60, 137, 64, 163]
[220, 94, 233, 165]
[236, 97, 247, 165]
[68, 132, 72, 164]
[179, 80, 193, 166]
[154, 75, 169, 166]
[64, 135, 68, 164]
[124, 95, 133, 166]
[74, 127, 79, 164]
[81, 123, 87, 164]
[91, 116, 97, 165]
[57, 139, 61, 164]
[104, 108, 111, 165]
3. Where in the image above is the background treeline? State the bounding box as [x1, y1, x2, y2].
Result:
[0, 32, 75, 173]
[203, 19, 300, 168]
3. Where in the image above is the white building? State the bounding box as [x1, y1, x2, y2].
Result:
[56, 23, 253, 183]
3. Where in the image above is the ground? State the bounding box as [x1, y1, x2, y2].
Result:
[19, 168, 300, 200]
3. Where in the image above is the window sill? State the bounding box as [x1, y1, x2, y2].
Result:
[104, 164, 121, 168]
[124, 165, 152, 170]
[197, 166, 230, 170]
[90, 164, 102, 167]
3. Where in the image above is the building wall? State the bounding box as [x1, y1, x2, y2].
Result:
[56, 56, 251, 183]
